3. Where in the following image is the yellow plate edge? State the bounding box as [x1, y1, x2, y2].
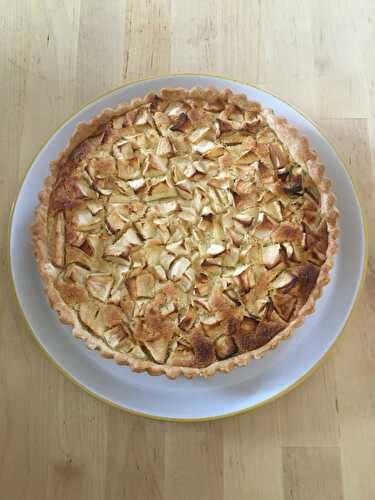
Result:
[8, 72, 368, 423]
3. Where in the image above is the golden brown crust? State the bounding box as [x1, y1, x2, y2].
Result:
[31, 86, 340, 379]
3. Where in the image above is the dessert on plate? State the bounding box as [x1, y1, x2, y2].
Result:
[32, 86, 339, 378]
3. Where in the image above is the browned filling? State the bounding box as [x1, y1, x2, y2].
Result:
[47, 89, 328, 368]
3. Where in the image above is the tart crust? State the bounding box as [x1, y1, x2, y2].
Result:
[31, 86, 340, 378]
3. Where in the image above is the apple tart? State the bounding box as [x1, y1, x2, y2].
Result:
[32, 87, 339, 378]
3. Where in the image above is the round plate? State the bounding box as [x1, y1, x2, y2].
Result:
[10, 74, 366, 421]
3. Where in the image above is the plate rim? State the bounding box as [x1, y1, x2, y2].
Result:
[8, 72, 368, 422]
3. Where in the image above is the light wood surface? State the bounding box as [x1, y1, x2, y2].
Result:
[2, 1, 374, 499]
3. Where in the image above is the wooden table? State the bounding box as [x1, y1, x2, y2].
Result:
[2, 1, 374, 499]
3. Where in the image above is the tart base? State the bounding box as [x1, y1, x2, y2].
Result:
[32, 86, 340, 379]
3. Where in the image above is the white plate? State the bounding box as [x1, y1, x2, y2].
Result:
[10, 75, 366, 421]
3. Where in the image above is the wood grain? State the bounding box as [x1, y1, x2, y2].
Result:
[282, 446, 344, 500]
[1, 1, 374, 499]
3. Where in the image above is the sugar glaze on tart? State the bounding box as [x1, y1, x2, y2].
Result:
[32, 87, 339, 378]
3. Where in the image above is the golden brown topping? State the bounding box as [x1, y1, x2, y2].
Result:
[156, 137, 175, 157]
[87, 274, 114, 302]
[255, 319, 286, 343]
[271, 271, 295, 289]
[99, 304, 124, 329]
[90, 157, 116, 178]
[215, 334, 237, 359]
[262, 244, 281, 268]
[167, 346, 194, 367]
[170, 112, 188, 131]
[273, 222, 303, 243]
[104, 325, 130, 350]
[231, 317, 257, 352]
[51, 211, 65, 267]
[271, 291, 297, 321]
[56, 278, 88, 306]
[210, 286, 240, 321]
[191, 328, 216, 368]
[169, 257, 191, 281]
[215, 118, 233, 137]
[79, 301, 123, 335]
[44, 88, 331, 371]
[293, 263, 320, 302]
[135, 272, 155, 297]
[269, 143, 288, 168]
